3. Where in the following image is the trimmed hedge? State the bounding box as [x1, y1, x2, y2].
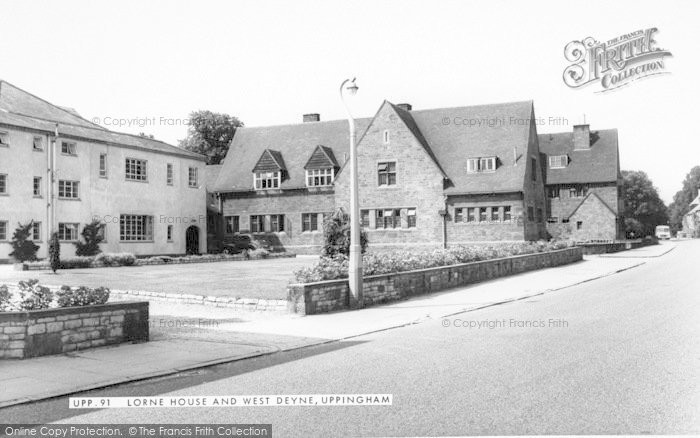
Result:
[293, 241, 574, 283]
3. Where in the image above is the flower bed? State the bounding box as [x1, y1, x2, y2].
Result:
[0, 280, 110, 311]
[17, 250, 295, 271]
[293, 240, 573, 283]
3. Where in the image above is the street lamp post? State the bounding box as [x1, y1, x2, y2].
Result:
[340, 77, 363, 308]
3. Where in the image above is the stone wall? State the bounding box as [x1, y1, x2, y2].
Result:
[288, 247, 583, 315]
[0, 301, 148, 359]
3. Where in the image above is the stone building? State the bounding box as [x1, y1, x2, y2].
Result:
[0, 80, 207, 262]
[682, 194, 700, 237]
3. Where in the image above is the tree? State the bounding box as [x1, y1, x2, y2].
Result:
[49, 232, 60, 273]
[74, 219, 105, 256]
[621, 170, 669, 237]
[179, 110, 243, 164]
[322, 208, 368, 257]
[668, 166, 700, 234]
[9, 221, 39, 262]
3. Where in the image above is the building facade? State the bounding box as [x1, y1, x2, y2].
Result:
[0, 81, 207, 262]
[682, 194, 700, 237]
[216, 100, 624, 253]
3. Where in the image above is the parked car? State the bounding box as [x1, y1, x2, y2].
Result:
[219, 234, 272, 254]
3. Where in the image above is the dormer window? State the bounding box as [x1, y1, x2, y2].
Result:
[254, 171, 280, 189]
[306, 168, 334, 187]
[467, 157, 496, 173]
[549, 155, 568, 169]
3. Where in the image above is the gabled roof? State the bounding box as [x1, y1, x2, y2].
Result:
[253, 149, 287, 173]
[0, 80, 206, 161]
[215, 118, 372, 191]
[389, 102, 448, 178]
[409, 100, 535, 194]
[204, 164, 223, 191]
[305, 145, 339, 170]
[538, 129, 619, 184]
[567, 192, 617, 219]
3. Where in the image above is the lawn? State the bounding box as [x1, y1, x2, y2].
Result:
[0, 256, 318, 300]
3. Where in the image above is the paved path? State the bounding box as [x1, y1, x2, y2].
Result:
[0, 243, 675, 408]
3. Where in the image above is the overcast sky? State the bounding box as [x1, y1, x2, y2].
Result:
[1, 0, 697, 203]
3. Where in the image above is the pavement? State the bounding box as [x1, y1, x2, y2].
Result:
[0, 241, 677, 408]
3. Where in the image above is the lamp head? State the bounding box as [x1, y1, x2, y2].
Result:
[346, 78, 359, 96]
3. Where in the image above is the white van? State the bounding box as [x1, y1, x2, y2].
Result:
[655, 225, 671, 240]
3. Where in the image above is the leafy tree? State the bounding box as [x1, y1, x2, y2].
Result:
[668, 166, 700, 234]
[179, 110, 243, 164]
[621, 170, 669, 237]
[74, 219, 105, 256]
[49, 232, 61, 273]
[322, 208, 368, 257]
[9, 221, 39, 262]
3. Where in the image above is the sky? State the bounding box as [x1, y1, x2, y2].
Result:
[1, 0, 698, 203]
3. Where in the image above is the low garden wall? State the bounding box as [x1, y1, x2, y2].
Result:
[287, 247, 583, 315]
[0, 301, 149, 359]
[577, 239, 656, 255]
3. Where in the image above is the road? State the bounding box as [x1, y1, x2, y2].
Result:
[3, 241, 699, 436]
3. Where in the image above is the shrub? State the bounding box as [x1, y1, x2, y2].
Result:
[60, 256, 95, 269]
[94, 252, 136, 267]
[16, 279, 53, 310]
[322, 208, 368, 257]
[74, 219, 105, 256]
[293, 241, 574, 283]
[56, 285, 110, 307]
[9, 221, 40, 262]
[0, 285, 11, 311]
[248, 248, 270, 259]
[49, 232, 61, 273]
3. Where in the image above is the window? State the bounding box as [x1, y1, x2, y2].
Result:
[527, 207, 534, 222]
[378, 162, 397, 186]
[467, 157, 497, 173]
[0, 131, 9, 146]
[306, 168, 334, 187]
[361, 210, 370, 227]
[125, 158, 148, 181]
[33, 136, 43, 151]
[254, 171, 280, 189]
[0, 174, 6, 194]
[224, 216, 239, 234]
[99, 153, 107, 178]
[302, 213, 320, 232]
[537, 208, 543, 223]
[31, 222, 41, 241]
[270, 214, 285, 232]
[569, 184, 588, 198]
[167, 225, 173, 242]
[562, 218, 570, 224]
[467, 207, 477, 223]
[479, 207, 488, 222]
[531, 157, 537, 181]
[58, 223, 79, 241]
[454, 208, 464, 223]
[376, 209, 401, 229]
[119, 215, 154, 241]
[382, 130, 390, 144]
[547, 186, 560, 198]
[166, 163, 173, 185]
[547, 217, 559, 223]
[61, 141, 77, 155]
[33, 177, 42, 197]
[58, 180, 79, 199]
[407, 208, 416, 228]
[491, 207, 499, 222]
[549, 155, 568, 168]
[504, 206, 512, 222]
[576, 221, 583, 230]
[188, 167, 198, 187]
[0, 221, 6, 240]
[250, 215, 265, 233]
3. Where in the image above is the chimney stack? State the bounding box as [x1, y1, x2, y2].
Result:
[396, 103, 412, 111]
[573, 124, 591, 150]
[303, 113, 320, 123]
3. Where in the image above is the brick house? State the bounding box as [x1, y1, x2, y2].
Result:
[539, 125, 623, 241]
[214, 100, 552, 253]
[0, 80, 207, 262]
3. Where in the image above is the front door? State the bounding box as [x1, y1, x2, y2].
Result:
[185, 226, 199, 255]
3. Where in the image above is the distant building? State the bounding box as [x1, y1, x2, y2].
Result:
[682, 193, 700, 237]
[0, 80, 207, 262]
[213, 100, 622, 253]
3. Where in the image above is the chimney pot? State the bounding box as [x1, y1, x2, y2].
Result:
[573, 124, 591, 150]
[396, 103, 412, 111]
[303, 113, 320, 123]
